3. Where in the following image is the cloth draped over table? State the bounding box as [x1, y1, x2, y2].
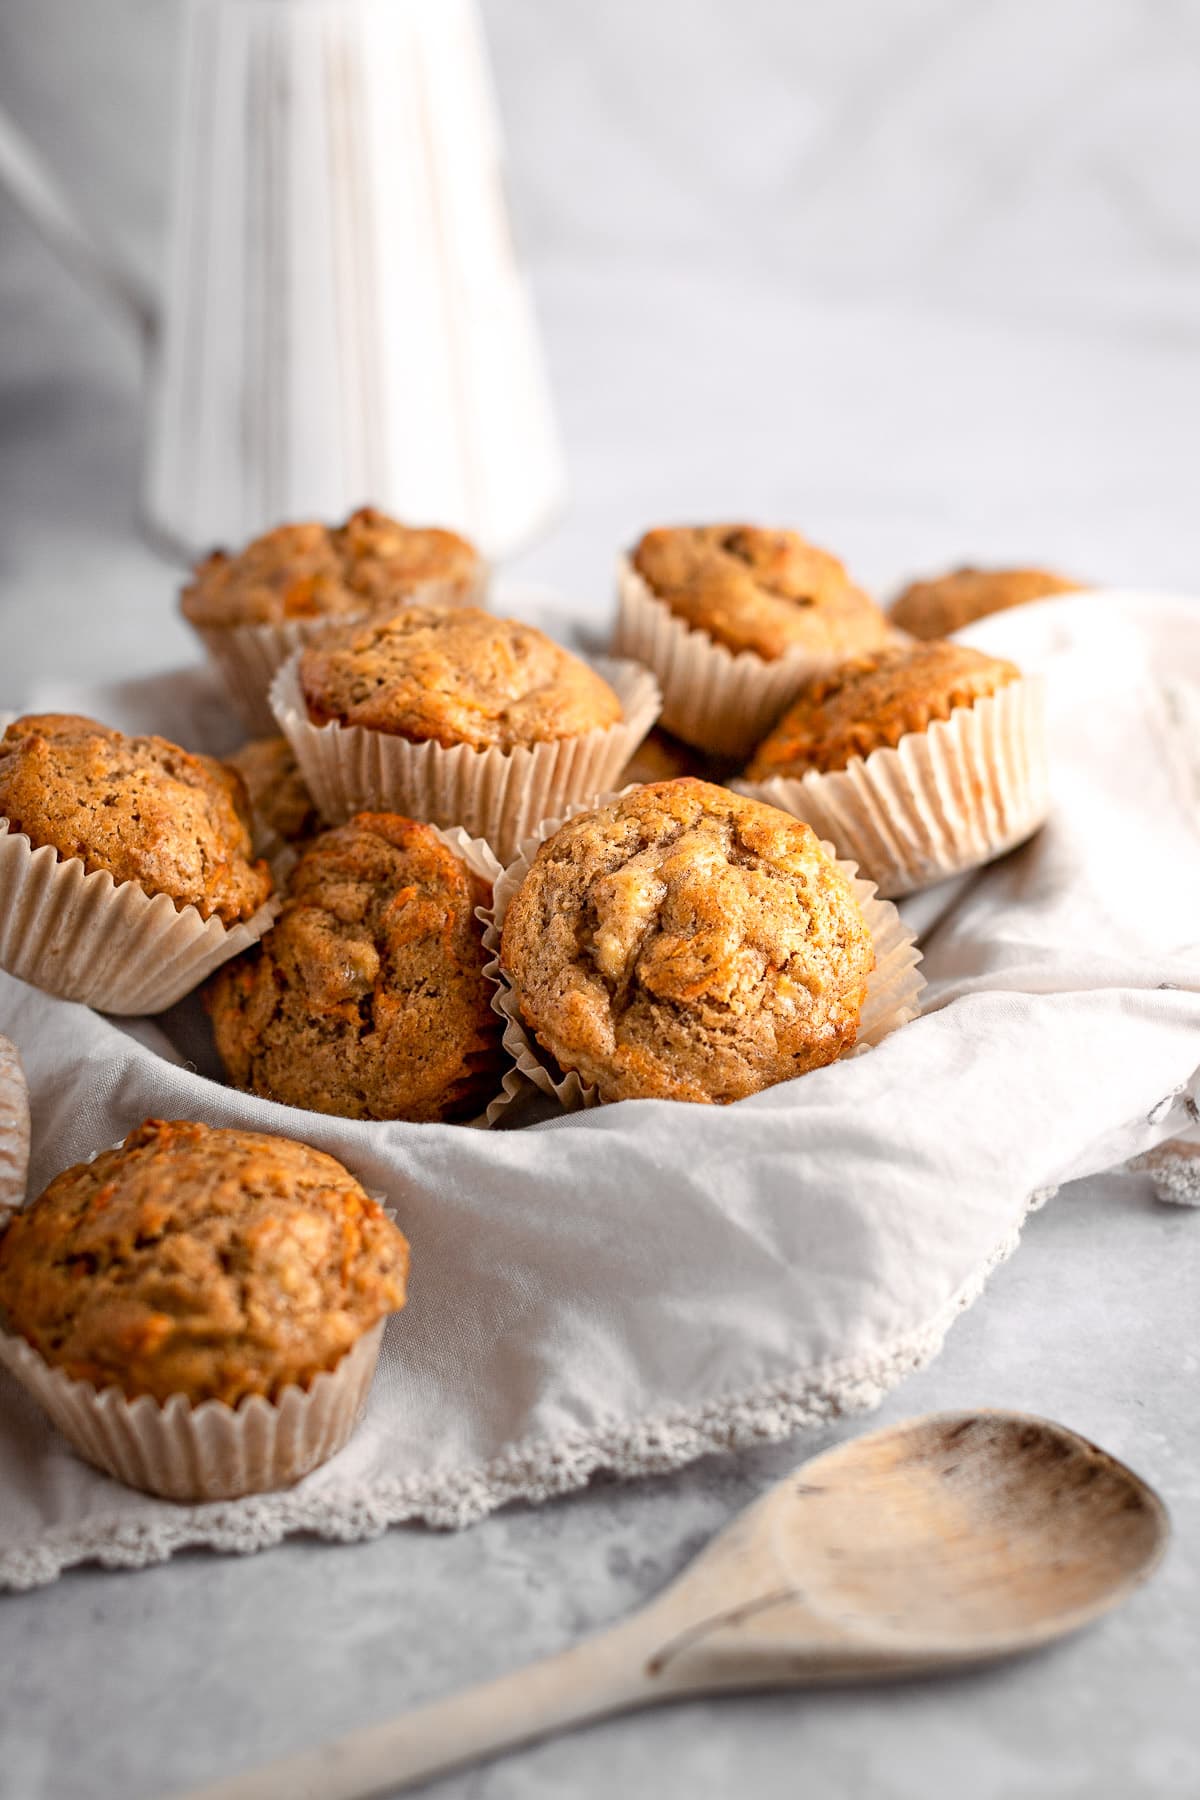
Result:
[0, 592, 1197, 1589]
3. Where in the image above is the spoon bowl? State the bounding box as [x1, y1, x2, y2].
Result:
[179, 1410, 1169, 1800]
[647, 1410, 1169, 1690]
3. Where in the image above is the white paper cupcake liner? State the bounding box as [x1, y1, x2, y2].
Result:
[736, 677, 1049, 899]
[416, 823, 508, 1129]
[0, 1318, 386, 1502]
[188, 567, 489, 735]
[612, 555, 857, 759]
[481, 792, 926, 1119]
[0, 1035, 30, 1217]
[0, 823, 281, 1016]
[270, 653, 662, 867]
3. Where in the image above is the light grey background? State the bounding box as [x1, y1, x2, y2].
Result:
[2, 0, 1200, 703]
[0, 5, 1198, 1797]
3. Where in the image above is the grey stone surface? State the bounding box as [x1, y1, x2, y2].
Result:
[1, 1180, 1197, 1800]
[0, 5, 1197, 1796]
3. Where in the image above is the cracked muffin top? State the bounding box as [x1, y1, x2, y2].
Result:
[0, 713, 272, 924]
[0, 1118, 409, 1406]
[229, 735, 321, 851]
[207, 813, 503, 1121]
[181, 505, 481, 629]
[745, 640, 1022, 779]
[500, 778, 874, 1105]
[630, 525, 893, 662]
[889, 565, 1083, 640]
[299, 605, 624, 749]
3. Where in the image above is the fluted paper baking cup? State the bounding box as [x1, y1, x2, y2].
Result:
[0, 1318, 385, 1502]
[188, 568, 489, 735]
[612, 555, 854, 759]
[737, 677, 1049, 899]
[0, 1036, 29, 1218]
[480, 793, 926, 1118]
[0, 823, 280, 1015]
[270, 653, 662, 866]
[421, 823, 508, 1129]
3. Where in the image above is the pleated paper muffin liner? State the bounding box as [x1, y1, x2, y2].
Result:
[188, 568, 489, 736]
[0, 822, 281, 1016]
[0, 1036, 30, 1218]
[0, 1318, 386, 1502]
[736, 677, 1049, 900]
[270, 653, 662, 867]
[407, 822, 507, 1129]
[612, 554, 857, 760]
[480, 792, 926, 1120]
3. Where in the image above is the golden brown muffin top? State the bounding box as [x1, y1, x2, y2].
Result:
[300, 605, 624, 749]
[500, 778, 874, 1105]
[0, 1118, 409, 1406]
[228, 736, 321, 850]
[631, 525, 892, 662]
[181, 505, 480, 629]
[889, 565, 1083, 640]
[0, 714, 273, 925]
[745, 641, 1022, 779]
[208, 814, 503, 1122]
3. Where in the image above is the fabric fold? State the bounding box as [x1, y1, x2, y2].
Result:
[0, 591, 1197, 1589]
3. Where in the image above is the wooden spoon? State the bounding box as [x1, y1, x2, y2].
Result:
[178, 1410, 1168, 1800]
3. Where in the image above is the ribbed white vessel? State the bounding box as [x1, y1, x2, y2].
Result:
[145, 0, 565, 559]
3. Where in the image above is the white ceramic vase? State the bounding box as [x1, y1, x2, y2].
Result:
[0, 0, 566, 561]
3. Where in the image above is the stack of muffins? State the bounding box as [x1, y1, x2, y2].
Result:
[0, 499, 1075, 1498]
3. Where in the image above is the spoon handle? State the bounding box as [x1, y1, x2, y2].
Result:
[172, 1613, 661, 1800]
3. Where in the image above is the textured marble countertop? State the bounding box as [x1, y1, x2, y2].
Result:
[1, 3, 1199, 1794]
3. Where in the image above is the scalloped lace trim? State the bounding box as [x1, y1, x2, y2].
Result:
[0, 1197, 1051, 1591]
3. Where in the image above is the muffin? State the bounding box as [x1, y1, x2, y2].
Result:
[498, 779, 876, 1106]
[613, 524, 893, 758]
[890, 566, 1084, 640]
[745, 641, 1021, 778]
[229, 735, 322, 854]
[272, 605, 661, 862]
[0, 713, 270, 923]
[620, 726, 707, 788]
[208, 813, 503, 1122]
[300, 605, 621, 744]
[0, 715, 277, 1012]
[0, 1118, 409, 1497]
[182, 508, 481, 630]
[630, 526, 888, 662]
[740, 641, 1048, 897]
[182, 506, 484, 733]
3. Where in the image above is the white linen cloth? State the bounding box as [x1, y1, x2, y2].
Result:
[0, 592, 1196, 1590]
